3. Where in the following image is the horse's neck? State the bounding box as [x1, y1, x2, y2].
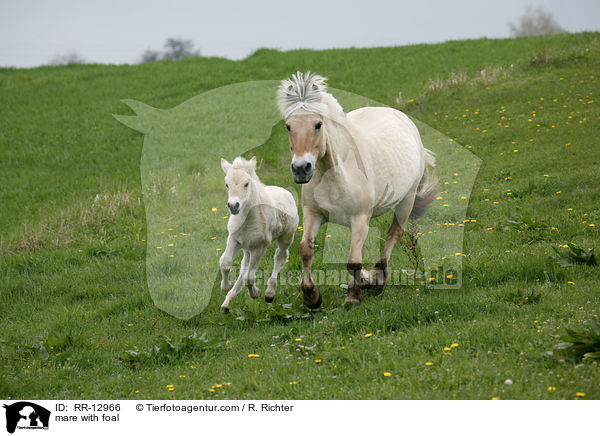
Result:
[317, 120, 353, 175]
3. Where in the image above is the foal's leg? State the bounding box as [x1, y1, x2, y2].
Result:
[219, 235, 241, 291]
[265, 234, 293, 303]
[299, 209, 325, 309]
[366, 194, 414, 296]
[220, 249, 249, 313]
[246, 244, 268, 299]
[345, 213, 370, 306]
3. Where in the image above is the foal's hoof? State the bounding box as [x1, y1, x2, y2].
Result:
[220, 306, 230, 314]
[265, 295, 274, 303]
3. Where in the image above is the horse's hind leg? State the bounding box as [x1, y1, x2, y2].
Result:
[246, 244, 268, 299]
[366, 195, 414, 296]
[265, 236, 292, 303]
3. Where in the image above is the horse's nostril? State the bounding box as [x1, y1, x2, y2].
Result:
[305, 162, 312, 171]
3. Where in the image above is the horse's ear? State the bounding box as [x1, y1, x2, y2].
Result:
[221, 158, 232, 174]
[248, 156, 257, 171]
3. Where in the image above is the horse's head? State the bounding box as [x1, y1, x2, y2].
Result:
[221, 156, 257, 215]
[285, 109, 325, 184]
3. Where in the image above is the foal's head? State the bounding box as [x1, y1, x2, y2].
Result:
[285, 109, 325, 184]
[220, 156, 257, 215]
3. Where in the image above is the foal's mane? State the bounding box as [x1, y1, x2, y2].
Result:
[277, 72, 345, 121]
[231, 157, 263, 185]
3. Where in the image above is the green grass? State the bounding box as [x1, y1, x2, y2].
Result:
[1, 32, 599, 400]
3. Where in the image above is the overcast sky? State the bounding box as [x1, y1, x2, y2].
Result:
[1, 0, 599, 68]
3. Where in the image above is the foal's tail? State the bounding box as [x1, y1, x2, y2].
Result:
[409, 148, 438, 220]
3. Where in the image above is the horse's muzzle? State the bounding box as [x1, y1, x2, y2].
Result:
[227, 201, 240, 215]
[291, 162, 314, 184]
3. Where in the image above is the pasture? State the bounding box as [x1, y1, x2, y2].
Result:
[1, 32, 599, 399]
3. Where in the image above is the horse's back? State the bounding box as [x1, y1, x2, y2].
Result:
[347, 106, 425, 211]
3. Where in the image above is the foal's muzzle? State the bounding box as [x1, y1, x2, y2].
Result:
[227, 201, 240, 215]
[290, 161, 314, 184]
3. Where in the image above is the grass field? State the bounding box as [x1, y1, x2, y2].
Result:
[1, 32, 599, 400]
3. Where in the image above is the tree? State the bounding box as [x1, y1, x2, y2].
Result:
[139, 38, 201, 63]
[48, 51, 86, 66]
[162, 38, 200, 61]
[509, 5, 566, 37]
[140, 49, 161, 64]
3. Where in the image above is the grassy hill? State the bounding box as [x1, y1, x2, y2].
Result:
[1, 32, 599, 399]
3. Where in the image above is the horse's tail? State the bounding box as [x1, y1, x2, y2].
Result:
[409, 148, 438, 220]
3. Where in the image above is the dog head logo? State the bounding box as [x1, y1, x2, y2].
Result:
[3, 402, 50, 434]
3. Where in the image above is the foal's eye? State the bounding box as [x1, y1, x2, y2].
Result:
[244, 182, 249, 188]
[315, 122, 322, 130]
[225, 184, 228, 189]
[285, 124, 291, 131]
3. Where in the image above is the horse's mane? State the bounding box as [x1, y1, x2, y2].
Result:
[231, 157, 263, 184]
[277, 71, 345, 121]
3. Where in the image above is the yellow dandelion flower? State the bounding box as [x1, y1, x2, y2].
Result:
[168, 387, 175, 391]
[190, 365, 196, 369]
[209, 389, 215, 393]
[127, 323, 133, 327]
[425, 362, 433, 366]
[135, 390, 140, 393]
[211, 207, 217, 212]
[451, 343, 459, 348]
[576, 392, 585, 397]
[340, 346, 346, 350]
[547, 386, 556, 392]
[314, 359, 322, 363]
[166, 384, 174, 388]
[289, 381, 298, 385]
[216, 384, 222, 388]
[568, 281, 575, 285]
[248, 354, 260, 358]
[491, 397, 500, 400]
[179, 375, 186, 378]
[156, 246, 163, 249]
[364, 333, 373, 338]
[383, 372, 392, 377]
[295, 338, 302, 342]
[443, 347, 451, 351]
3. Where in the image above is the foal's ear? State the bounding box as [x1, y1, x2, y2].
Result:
[220, 158, 232, 174]
[247, 156, 257, 171]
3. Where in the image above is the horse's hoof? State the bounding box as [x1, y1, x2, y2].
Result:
[368, 285, 385, 297]
[305, 291, 322, 311]
[265, 295, 274, 303]
[220, 306, 230, 314]
[342, 298, 361, 310]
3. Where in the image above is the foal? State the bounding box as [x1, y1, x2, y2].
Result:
[219, 156, 298, 313]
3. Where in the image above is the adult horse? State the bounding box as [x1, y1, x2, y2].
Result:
[277, 72, 437, 308]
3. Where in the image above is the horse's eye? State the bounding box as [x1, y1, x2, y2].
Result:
[285, 124, 291, 131]
[225, 184, 228, 189]
[315, 122, 322, 130]
[244, 183, 249, 188]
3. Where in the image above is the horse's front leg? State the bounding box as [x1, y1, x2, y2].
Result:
[219, 235, 241, 291]
[220, 249, 249, 313]
[345, 213, 370, 306]
[299, 208, 324, 309]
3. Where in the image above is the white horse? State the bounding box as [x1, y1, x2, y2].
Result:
[277, 72, 437, 308]
[219, 156, 299, 313]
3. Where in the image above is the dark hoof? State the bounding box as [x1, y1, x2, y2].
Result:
[305, 291, 322, 311]
[265, 296, 274, 303]
[368, 285, 385, 297]
[220, 306, 230, 314]
[342, 298, 361, 310]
